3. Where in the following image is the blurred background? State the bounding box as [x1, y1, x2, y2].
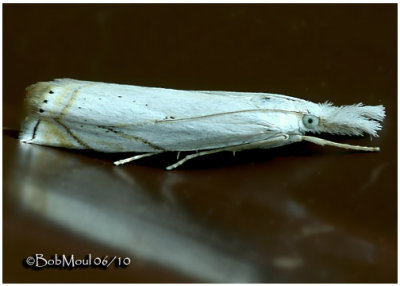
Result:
[3, 4, 397, 282]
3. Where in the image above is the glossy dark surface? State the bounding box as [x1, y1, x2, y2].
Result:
[3, 4, 397, 283]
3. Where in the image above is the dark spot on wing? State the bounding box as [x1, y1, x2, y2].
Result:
[97, 125, 114, 133]
[164, 115, 176, 120]
[43, 100, 48, 103]
[39, 109, 45, 113]
[49, 90, 54, 94]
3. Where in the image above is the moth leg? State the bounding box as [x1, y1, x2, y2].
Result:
[166, 134, 289, 170]
[114, 152, 161, 166]
[166, 149, 230, 171]
[301, 135, 380, 152]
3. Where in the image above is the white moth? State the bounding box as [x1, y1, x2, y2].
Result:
[19, 79, 385, 170]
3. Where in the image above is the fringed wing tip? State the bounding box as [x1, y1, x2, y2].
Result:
[19, 131, 31, 142]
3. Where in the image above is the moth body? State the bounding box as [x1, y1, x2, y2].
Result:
[19, 79, 385, 169]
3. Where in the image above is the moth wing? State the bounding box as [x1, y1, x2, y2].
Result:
[20, 80, 285, 152]
[195, 90, 310, 104]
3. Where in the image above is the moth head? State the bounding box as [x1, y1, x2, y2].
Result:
[301, 102, 385, 137]
[302, 114, 319, 130]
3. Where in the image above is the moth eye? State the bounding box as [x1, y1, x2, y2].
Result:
[302, 114, 319, 129]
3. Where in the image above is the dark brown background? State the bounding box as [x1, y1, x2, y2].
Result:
[3, 4, 397, 283]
